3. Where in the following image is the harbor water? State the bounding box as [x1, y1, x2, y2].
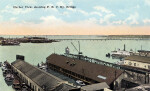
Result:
[0, 35, 150, 91]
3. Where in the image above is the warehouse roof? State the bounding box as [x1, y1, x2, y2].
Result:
[46, 54, 124, 85]
[138, 50, 150, 53]
[124, 55, 150, 64]
[11, 60, 75, 91]
[81, 82, 109, 91]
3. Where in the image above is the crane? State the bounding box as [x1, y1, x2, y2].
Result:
[71, 41, 82, 59]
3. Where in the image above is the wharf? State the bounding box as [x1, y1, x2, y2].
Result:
[61, 53, 150, 75]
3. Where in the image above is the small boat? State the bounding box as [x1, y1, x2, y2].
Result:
[22, 85, 28, 91]
[5, 74, 14, 86]
[106, 53, 110, 57]
[12, 79, 21, 90]
[39, 65, 47, 71]
[38, 62, 47, 71]
[76, 80, 85, 86]
[5, 74, 14, 82]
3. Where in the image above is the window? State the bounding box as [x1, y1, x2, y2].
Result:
[134, 63, 136, 66]
[148, 65, 150, 69]
[128, 62, 132, 65]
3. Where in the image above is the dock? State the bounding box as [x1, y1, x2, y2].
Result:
[46, 53, 150, 90]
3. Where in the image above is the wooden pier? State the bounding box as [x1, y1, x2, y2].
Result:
[61, 53, 150, 84]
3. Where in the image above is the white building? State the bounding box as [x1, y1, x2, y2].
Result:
[123, 55, 150, 70]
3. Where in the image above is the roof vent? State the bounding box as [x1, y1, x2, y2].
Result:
[97, 75, 106, 80]
[70, 63, 76, 66]
[66, 61, 69, 64]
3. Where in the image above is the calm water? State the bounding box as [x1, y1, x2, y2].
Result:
[0, 35, 150, 91]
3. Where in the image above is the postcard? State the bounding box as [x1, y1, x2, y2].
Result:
[0, 0, 150, 91]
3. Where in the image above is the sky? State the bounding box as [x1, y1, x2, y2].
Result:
[0, 0, 150, 35]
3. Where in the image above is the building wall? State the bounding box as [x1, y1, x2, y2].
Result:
[124, 60, 150, 70]
[114, 72, 126, 89]
[139, 52, 150, 57]
[47, 62, 98, 84]
[12, 65, 44, 91]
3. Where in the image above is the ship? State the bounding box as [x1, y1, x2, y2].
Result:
[110, 44, 134, 59]
[1, 40, 20, 46]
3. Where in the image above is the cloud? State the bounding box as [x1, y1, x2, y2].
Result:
[40, 16, 66, 26]
[61, 11, 70, 17]
[145, 0, 150, 6]
[56, 1, 66, 6]
[22, 0, 36, 4]
[2, 5, 34, 15]
[124, 12, 139, 25]
[100, 13, 115, 24]
[94, 6, 111, 13]
[10, 17, 17, 21]
[45, 3, 58, 12]
[90, 12, 102, 17]
[56, 0, 73, 6]
[143, 19, 150, 24]
[78, 9, 88, 16]
[112, 20, 123, 25]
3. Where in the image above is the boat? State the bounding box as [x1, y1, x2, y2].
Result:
[76, 80, 85, 86]
[5, 74, 14, 86]
[5, 74, 14, 82]
[21, 83, 28, 91]
[38, 63, 47, 71]
[1, 40, 20, 46]
[12, 79, 21, 90]
[110, 44, 134, 59]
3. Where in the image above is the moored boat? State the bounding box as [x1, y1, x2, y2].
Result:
[5, 73, 14, 86]
[12, 79, 21, 90]
[1, 40, 20, 46]
[110, 44, 134, 59]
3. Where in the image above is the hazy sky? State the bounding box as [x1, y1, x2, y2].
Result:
[0, 0, 150, 35]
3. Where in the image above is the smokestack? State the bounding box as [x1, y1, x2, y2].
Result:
[124, 44, 126, 51]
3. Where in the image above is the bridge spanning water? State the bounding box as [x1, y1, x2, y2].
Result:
[53, 38, 150, 41]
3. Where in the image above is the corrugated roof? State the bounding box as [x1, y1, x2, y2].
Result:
[138, 50, 150, 53]
[124, 55, 150, 64]
[81, 82, 109, 90]
[11, 60, 75, 91]
[46, 54, 124, 85]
